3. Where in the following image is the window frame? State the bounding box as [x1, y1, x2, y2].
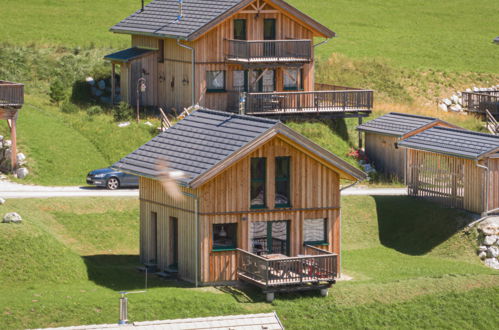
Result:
[206, 70, 226, 93]
[233, 19, 247, 41]
[212, 223, 238, 251]
[275, 156, 291, 208]
[283, 68, 302, 91]
[250, 157, 267, 209]
[303, 218, 328, 246]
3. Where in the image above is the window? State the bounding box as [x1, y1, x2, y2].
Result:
[304, 219, 328, 245]
[250, 158, 266, 208]
[234, 19, 247, 40]
[233, 70, 247, 92]
[284, 69, 301, 90]
[206, 71, 225, 92]
[275, 157, 291, 207]
[158, 39, 164, 63]
[213, 223, 237, 251]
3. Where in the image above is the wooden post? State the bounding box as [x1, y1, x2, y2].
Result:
[10, 118, 17, 172]
[111, 63, 116, 105]
[358, 117, 363, 149]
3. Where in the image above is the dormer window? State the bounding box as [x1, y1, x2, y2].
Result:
[275, 156, 291, 207]
[250, 158, 266, 209]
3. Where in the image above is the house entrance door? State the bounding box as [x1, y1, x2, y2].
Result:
[250, 220, 290, 256]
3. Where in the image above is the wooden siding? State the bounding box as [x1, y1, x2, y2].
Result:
[487, 157, 499, 211]
[365, 133, 405, 181]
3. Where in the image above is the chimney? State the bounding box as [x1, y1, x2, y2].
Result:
[177, 0, 183, 21]
[141, 0, 144, 12]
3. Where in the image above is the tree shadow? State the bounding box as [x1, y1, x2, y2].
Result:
[323, 118, 350, 144]
[82, 255, 191, 291]
[373, 196, 472, 255]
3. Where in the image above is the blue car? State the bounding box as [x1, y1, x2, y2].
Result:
[86, 167, 139, 190]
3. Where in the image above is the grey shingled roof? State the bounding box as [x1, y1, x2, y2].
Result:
[104, 47, 156, 63]
[112, 109, 279, 185]
[398, 126, 499, 159]
[111, 0, 246, 40]
[357, 112, 443, 137]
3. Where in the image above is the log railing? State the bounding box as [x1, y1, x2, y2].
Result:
[486, 109, 499, 135]
[0, 81, 24, 108]
[226, 39, 312, 63]
[237, 247, 337, 287]
[462, 92, 499, 116]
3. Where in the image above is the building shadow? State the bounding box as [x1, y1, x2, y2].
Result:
[372, 196, 471, 255]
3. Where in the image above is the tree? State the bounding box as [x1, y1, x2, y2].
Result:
[49, 78, 65, 104]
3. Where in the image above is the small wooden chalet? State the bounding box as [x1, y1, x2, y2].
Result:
[0, 80, 24, 171]
[105, 0, 373, 118]
[357, 112, 459, 181]
[113, 109, 366, 300]
[398, 127, 499, 214]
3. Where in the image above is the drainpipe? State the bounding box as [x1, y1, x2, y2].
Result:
[340, 180, 360, 191]
[183, 191, 199, 287]
[176, 39, 196, 107]
[313, 38, 330, 48]
[475, 160, 490, 216]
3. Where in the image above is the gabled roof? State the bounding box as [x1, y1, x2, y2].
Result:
[398, 126, 499, 160]
[356, 112, 457, 138]
[104, 47, 156, 63]
[110, 0, 335, 41]
[112, 109, 366, 187]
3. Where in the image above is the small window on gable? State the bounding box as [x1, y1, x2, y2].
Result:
[284, 69, 301, 91]
[213, 224, 237, 251]
[234, 19, 247, 40]
[275, 156, 291, 208]
[304, 218, 328, 245]
[251, 158, 266, 209]
[206, 71, 225, 92]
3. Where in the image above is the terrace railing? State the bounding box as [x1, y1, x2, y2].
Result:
[226, 39, 312, 63]
[0, 81, 24, 108]
[462, 91, 499, 116]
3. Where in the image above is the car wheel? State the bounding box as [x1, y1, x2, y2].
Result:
[106, 177, 120, 190]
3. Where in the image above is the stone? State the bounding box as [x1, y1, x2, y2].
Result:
[4, 140, 12, 148]
[118, 122, 131, 128]
[0, 197, 5, 205]
[443, 98, 452, 106]
[4, 148, 11, 161]
[478, 245, 488, 252]
[483, 235, 498, 246]
[97, 80, 106, 90]
[16, 167, 29, 179]
[438, 103, 448, 112]
[478, 251, 487, 260]
[0, 159, 12, 172]
[450, 104, 462, 112]
[451, 94, 459, 103]
[466, 88, 472, 92]
[478, 217, 499, 236]
[484, 258, 499, 270]
[85, 77, 95, 85]
[16, 153, 26, 163]
[486, 246, 499, 258]
[473, 87, 480, 92]
[457, 91, 462, 97]
[458, 97, 463, 105]
[2, 212, 22, 223]
[0, 135, 3, 141]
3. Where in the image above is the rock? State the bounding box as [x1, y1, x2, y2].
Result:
[4, 140, 12, 148]
[0, 135, 3, 141]
[451, 95, 459, 103]
[2, 212, 22, 223]
[450, 104, 462, 112]
[16, 167, 29, 179]
[144, 121, 153, 127]
[118, 122, 131, 128]
[484, 258, 499, 270]
[0, 197, 5, 205]
[4, 148, 11, 161]
[443, 98, 452, 106]
[466, 88, 472, 92]
[16, 153, 26, 163]
[478, 251, 487, 260]
[97, 80, 106, 90]
[438, 103, 448, 112]
[0, 159, 12, 172]
[483, 235, 498, 246]
[478, 245, 488, 252]
[486, 246, 499, 258]
[458, 97, 463, 105]
[85, 77, 95, 86]
[457, 91, 462, 97]
[473, 87, 479, 92]
[478, 217, 499, 236]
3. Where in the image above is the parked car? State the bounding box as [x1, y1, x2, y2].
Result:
[86, 167, 138, 190]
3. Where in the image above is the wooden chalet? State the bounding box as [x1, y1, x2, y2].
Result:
[0, 80, 24, 171]
[398, 127, 499, 214]
[357, 112, 459, 181]
[106, 0, 373, 119]
[113, 109, 366, 301]
[462, 90, 499, 117]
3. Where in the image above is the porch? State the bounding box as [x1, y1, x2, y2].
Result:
[237, 245, 337, 301]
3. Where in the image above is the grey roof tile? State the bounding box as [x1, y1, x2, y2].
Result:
[398, 126, 499, 159]
[357, 112, 439, 137]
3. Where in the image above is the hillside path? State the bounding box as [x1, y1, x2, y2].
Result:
[1, 180, 407, 199]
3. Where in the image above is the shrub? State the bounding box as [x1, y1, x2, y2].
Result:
[60, 101, 79, 114]
[49, 78, 66, 104]
[86, 105, 103, 116]
[113, 102, 133, 122]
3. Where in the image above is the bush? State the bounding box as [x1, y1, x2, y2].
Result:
[49, 78, 66, 104]
[113, 102, 133, 122]
[60, 101, 79, 114]
[86, 105, 103, 116]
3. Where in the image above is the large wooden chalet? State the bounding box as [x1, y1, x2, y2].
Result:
[106, 0, 373, 118]
[113, 109, 366, 300]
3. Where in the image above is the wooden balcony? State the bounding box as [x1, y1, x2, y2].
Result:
[237, 246, 337, 300]
[0, 81, 24, 110]
[462, 91, 499, 116]
[226, 39, 312, 65]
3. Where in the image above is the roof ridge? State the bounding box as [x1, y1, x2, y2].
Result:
[388, 112, 438, 121]
[431, 126, 499, 140]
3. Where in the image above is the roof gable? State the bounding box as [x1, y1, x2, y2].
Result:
[110, 0, 334, 41]
[398, 126, 499, 159]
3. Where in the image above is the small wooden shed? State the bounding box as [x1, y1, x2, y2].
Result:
[357, 112, 458, 181]
[399, 127, 499, 214]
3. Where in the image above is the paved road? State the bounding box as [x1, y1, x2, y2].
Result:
[1, 180, 407, 199]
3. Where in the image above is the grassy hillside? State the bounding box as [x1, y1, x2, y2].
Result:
[0, 197, 497, 329]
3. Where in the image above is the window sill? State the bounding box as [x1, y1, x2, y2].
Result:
[275, 204, 291, 209]
[250, 205, 267, 210]
[212, 248, 237, 252]
[304, 242, 329, 246]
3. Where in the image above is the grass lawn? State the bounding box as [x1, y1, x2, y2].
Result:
[0, 196, 497, 329]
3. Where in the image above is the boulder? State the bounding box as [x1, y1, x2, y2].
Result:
[473, 87, 480, 92]
[4, 148, 11, 161]
[450, 104, 462, 112]
[16, 153, 26, 163]
[478, 245, 488, 252]
[2, 212, 22, 223]
[478, 217, 499, 236]
[0, 197, 5, 205]
[457, 91, 462, 97]
[486, 246, 499, 258]
[0, 135, 3, 141]
[484, 258, 499, 270]
[438, 103, 448, 112]
[465, 88, 472, 93]
[0, 159, 12, 172]
[443, 98, 452, 106]
[458, 97, 463, 105]
[483, 235, 498, 246]
[451, 95, 459, 103]
[97, 80, 106, 90]
[4, 140, 12, 148]
[16, 167, 29, 179]
[478, 251, 487, 260]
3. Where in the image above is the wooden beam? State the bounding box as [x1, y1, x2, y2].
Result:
[111, 63, 116, 105]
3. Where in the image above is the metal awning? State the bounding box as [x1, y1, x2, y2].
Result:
[104, 47, 156, 63]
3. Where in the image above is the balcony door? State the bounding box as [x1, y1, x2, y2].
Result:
[264, 19, 276, 57]
[250, 70, 275, 92]
[250, 220, 290, 256]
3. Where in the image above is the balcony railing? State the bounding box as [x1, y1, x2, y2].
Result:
[0, 81, 24, 108]
[226, 39, 312, 64]
[462, 91, 499, 116]
[237, 246, 337, 288]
